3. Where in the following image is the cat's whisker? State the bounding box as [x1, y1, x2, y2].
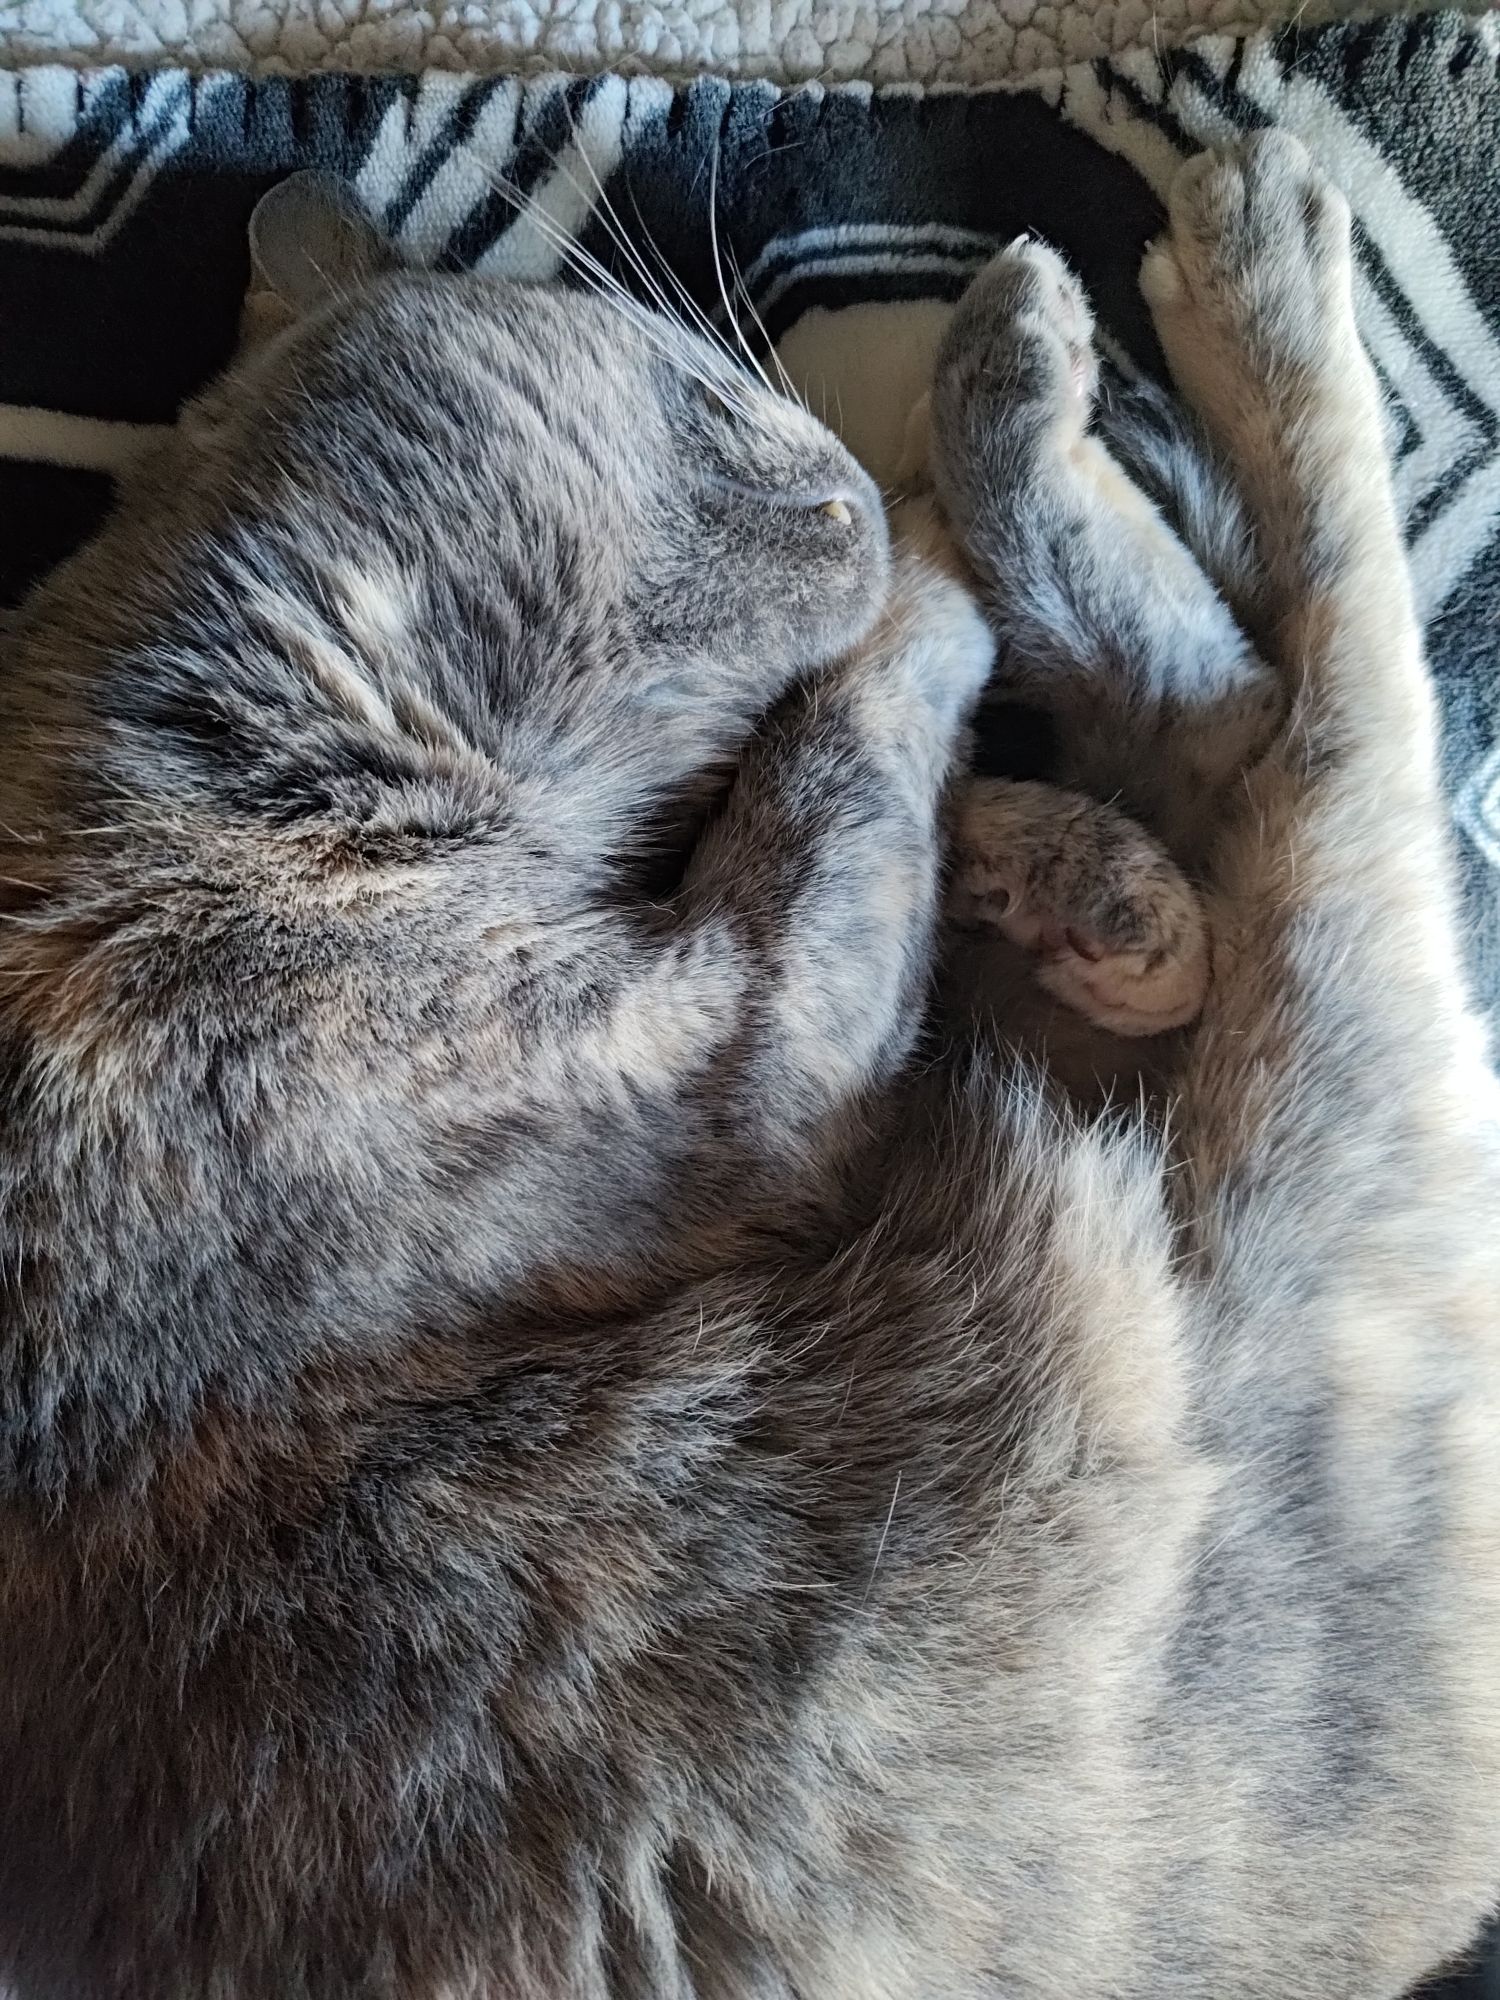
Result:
[596, 165, 799, 416]
[552, 130, 734, 364]
[544, 140, 706, 346]
[521, 133, 771, 427]
[473, 170, 761, 422]
[859, 1471, 902, 1610]
[723, 238, 802, 408]
[472, 167, 678, 330]
[706, 140, 780, 405]
[626, 187, 748, 367]
[526, 187, 763, 425]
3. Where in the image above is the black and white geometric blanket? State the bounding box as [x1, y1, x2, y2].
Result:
[2, 10, 1498, 1054]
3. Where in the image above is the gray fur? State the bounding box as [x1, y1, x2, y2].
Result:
[1, 136, 1497, 1999]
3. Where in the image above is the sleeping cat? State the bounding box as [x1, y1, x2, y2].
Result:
[1, 133, 1497, 1999]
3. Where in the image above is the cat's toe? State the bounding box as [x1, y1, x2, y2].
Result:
[953, 779, 1211, 1038]
[1035, 919, 1209, 1037]
[950, 851, 1023, 936]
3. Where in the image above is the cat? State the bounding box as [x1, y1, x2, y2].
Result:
[234, 170, 1215, 1060]
[0, 131, 1497, 1999]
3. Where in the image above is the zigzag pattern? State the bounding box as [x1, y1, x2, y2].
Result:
[0, 73, 222, 251]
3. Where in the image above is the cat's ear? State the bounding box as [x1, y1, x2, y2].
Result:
[248, 171, 395, 315]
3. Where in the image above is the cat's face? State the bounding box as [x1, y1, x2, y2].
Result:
[197, 264, 891, 770]
[4, 170, 895, 893]
[229, 168, 891, 683]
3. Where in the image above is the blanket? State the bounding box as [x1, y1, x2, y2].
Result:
[0, 0, 1479, 91]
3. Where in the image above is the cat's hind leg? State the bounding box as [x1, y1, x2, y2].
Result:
[1136, 131, 1500, 1990]
[950, 777, 1208, 1038]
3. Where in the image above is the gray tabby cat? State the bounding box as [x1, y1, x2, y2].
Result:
[0, 132, 1496, 1998]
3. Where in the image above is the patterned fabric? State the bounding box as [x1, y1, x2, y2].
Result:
[0, 20, 1497, 1990]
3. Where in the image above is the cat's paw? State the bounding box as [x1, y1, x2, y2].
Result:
[1141, 133, 1358, 420]
[937, 238, 1099, 446]
[952, 779, 1209, 1036]
[974, 237, 1098, 414]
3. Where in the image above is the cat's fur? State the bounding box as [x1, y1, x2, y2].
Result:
[1, 134, 1498, 1998]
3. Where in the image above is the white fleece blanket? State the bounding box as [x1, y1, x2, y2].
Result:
[0, 0, 1483, 86]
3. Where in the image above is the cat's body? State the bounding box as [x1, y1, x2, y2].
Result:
[1, 136, 1498, 1998]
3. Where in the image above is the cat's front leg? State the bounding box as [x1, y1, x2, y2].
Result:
[469, 548, 991, 1280]
[662, 545, 994, 1166]
[928, 239, 1279, 855]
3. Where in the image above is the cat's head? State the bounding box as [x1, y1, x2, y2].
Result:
[189, 174, 892, 812]
[42, 168, 889, 887]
